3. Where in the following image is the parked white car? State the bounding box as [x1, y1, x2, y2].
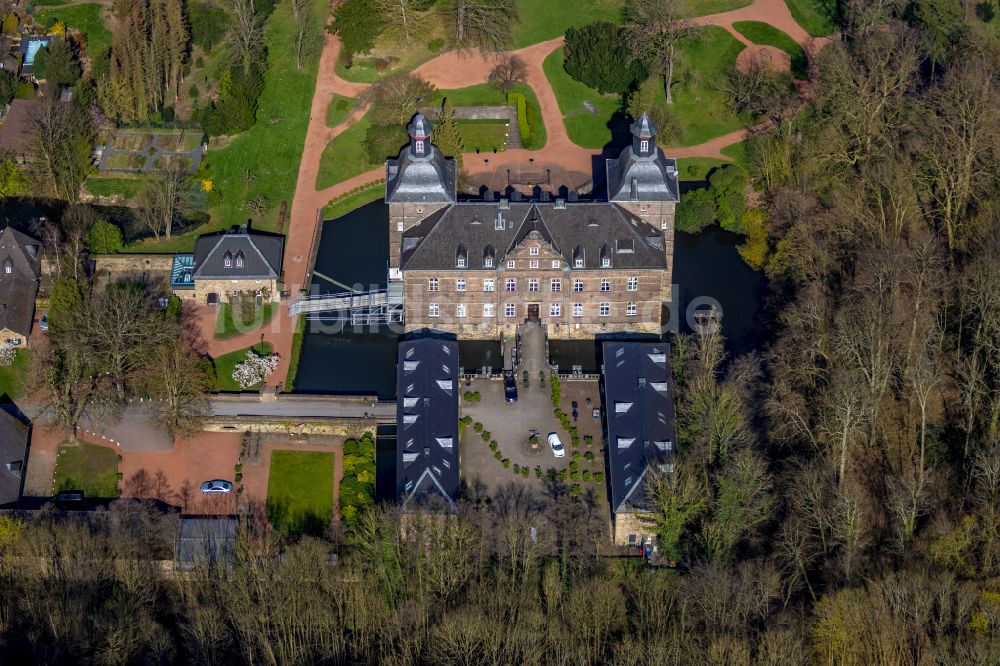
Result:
[547, 432, 565, 458]
[200, 480, 233, 494]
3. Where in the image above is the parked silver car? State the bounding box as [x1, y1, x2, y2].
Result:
[200, 480, 233, 494]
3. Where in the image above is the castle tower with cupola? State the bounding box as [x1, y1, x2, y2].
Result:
[605, 114, 679, 297]
[386, 113, 457, 277]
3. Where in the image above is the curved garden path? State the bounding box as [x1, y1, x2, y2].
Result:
[267, 0, 831, 378]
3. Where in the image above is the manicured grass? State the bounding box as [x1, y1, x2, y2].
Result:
[83, 176, 148, 201]
[104, 152, 146, 170]
[458, 120, 509, 152]
[316, 112, 375, 190]
[215, 302, 276, 339]
[213, 342, 274, 392]
[322, 182, 384, 220]
[733, 20, 809, 78]
[682, 0, 753, 16]
[195, 0, 326, 235]
[431, 82, 546, 149]
[52, 442, 120, 498]
[721, 140, 751, 170]
[326, 94, 357, 128]
[266, 450, 334, 535]
[783, 0, 838, 37]
[542, 48, 622, 149]
[0, 349, 30, 400]
[512, 0, 623, 48]
[283, 314, 306, 392]
[34, 4, 112, 58]
[664, 25, 748, 146]
[677, 157, 730, 181]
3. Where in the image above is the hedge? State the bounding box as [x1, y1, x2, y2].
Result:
[507, 92, 530, 144]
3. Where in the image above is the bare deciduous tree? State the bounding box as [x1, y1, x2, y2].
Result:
[623, 0, 695, 104]
[487, 54, 527, 95]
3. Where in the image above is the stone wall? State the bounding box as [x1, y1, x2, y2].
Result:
[206, 417, 377, 438]
[418, 105, 513, 121]
[188, 278, 280, 304]
[93, 254, 175, 274]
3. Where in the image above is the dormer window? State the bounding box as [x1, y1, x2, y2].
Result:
[483, 245, 495, 268]
[484, 256, 493, 268]
[234, 251, 244, 268]
[456, 243, 467, 268]
[3, 259, 10, 274]
[415, 139, 424, 153]
[573, 246, 584, 268]
[602, 257, 611, 268]
[223, 251, 232, 268]
[640, 140, 649, 153]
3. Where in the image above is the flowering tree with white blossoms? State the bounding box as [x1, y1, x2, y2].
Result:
[232, 349, 280, 389]
[0, 343, 15, 367]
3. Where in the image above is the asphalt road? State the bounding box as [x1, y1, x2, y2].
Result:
[209, 399, 395, 419]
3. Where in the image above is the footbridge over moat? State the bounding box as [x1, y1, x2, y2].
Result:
[287, 285, 404, 324]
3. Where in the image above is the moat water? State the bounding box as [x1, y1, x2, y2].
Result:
[293, 200, 767, 396]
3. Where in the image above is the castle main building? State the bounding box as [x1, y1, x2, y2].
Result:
[385, 113, 679, 340]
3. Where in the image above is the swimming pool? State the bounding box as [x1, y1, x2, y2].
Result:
[24, 38, 50, 66]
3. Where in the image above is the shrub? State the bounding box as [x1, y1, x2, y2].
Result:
[489, 440, 498, 451]
[461, 415, 473, 425]
[584, 451, 594, 461]
[521, 467, 529, 477]
[332, 0, 386, 57]
[474, 422, 484, 433]
[677, 187, 717, 234]
[550, 374, 561, 407]
[513, 464, 521, 474]
[235, 473, 243, 483]
[116, 472, 124, 481]
[570, 483, 581, 496]
[737, 208, 770, 269]
[481, 430, 491, 441]
[564, 22, 648, 94]
[584, 435, 593, 446]
[523, 95, 542, 149]
[570, 471, 579, 481]
[190, 1, 230, 51]
[559, 469, 568, 480]
[572, 451, 581, 461]
[535, 466, 543, 478]
[495, 451, 502, 460]
[15, 81, 34, 99]
[569, 461, 579, 473]
[547, 469, 557, 480]
[427, 37, 445, 53]
[709, 165, 748, 232]
[593, 472, 604, 482]
[234, 464, 243, 473]
[583, 470, 591, 481]
[507, 92, 530, 144]
[188, 83, 200, 99]
[501, 458, 510, 469]
[85, 219, 123, 254]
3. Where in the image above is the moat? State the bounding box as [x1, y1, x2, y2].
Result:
[293, 199, 767, 397]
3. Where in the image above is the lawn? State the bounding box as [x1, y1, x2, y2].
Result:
[663, 25, 748, 146]
[191, 0, 326, 236]
[512, 0, 623, 48]
[84, 175, 146, 200]
[103, 152, 146, 170]
[458, 120, 509, 152]
[0, 349, 30, 399]
[213, 342, 274, 392]
[326, 94, 357, 128]
[34, 4, 112, 59]
[681, 0, 753, 16]
[720, 140, 751, 170]
[266, 450, 334, 535]
[542, 48, 622, 149]
[733, 20, 809, 79]
[52, 442, 120, 498]
[321, 182, 384, 220]
[783, 0, 838, 36]
[215, 302, 276, 339]
[677, 157, 731, 181]
[316, 112, 375, 190]
[430, 82, 547, 149]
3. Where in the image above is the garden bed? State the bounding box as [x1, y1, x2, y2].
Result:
[213, 342, 274, 392]
[104, 152, 147, 170]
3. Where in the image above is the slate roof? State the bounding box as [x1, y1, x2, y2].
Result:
[176, 516, 238, 571]
[192, 228, 283, 280]
[400, 202, 667, 271]
[0, 226, 40, 338]
[396, 338, 460, 511]
[0, 99, 40, 160]
[602, 341, 677, 515]
[385, 147, 457, 204]
[0, 405, 30, 507]
[606, 146, 680, 203]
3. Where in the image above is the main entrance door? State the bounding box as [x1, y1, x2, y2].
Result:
[526, 303, 540, 321]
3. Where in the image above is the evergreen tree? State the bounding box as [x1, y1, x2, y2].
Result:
[564, 22, 648, 95]
[433, 97, 463, 168]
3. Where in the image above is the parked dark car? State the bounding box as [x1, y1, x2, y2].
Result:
[504, 372, 518, 403]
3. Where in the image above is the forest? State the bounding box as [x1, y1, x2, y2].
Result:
[2, 0, 1000, 663]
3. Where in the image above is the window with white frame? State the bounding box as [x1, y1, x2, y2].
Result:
[627, 276, 638, 291]
[552, 260, 561, 269]
[483, 278, 495, 292]
[640, 139, 649, 152]
[529, 260, 538, 268]
[415, 139, 424, 153]
[223, 254, 232, 268]
[483, 303, 495, 317]
[505, 278, 516, 292]
[456, 279, 466, 292]
[551, 279, 561, 293]
[600, 302, 610, 317]
[235, 254, 244, 268]
[601, 279, 611, 292]
[456, 304, 467, 317]
[530, 246, 539, 256]
[484, 256, 494, 268]
[528, 278, 539, 292]
[456, 256, 466, 268]
[428, 278, 439, 292]
[627, 302, 637, 316]
[573, 303, 583, 317]
[574, 257, 584, 268]
[573, 279, 584, 292]
[550, 303, 561, 317]
[429, 303, 440, 317]
[507, 259, 515, 269]
[602, 257, 611, 268]
[505, 303, 516, 317]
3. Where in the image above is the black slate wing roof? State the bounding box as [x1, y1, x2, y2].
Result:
[0, 405, 29, 507]
[396, 338, 460, 510]
[602, 341, 677, 515]
[192, 231, 283, 280]
[400, 203, 666, 271]
[0, 226, 40, 338]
